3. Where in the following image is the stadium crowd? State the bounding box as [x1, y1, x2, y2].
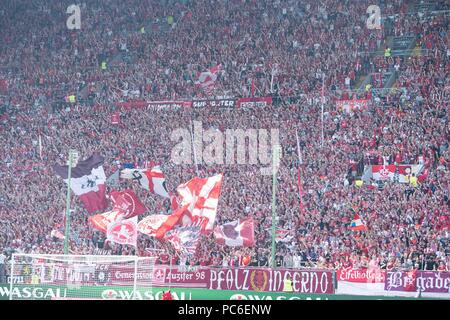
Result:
[0, 0, 449, 279]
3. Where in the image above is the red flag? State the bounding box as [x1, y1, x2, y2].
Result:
[110, 189, 147, 218]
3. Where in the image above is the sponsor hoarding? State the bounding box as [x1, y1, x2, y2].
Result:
[0, 284, 442, 300]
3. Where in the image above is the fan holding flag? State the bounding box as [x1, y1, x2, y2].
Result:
[350, 214, 367, 231]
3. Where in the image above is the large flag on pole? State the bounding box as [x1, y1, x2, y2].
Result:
[214, 218, 255, 247]
[176, 174, 223, 232]
[163, 220, 203, 256]
[53, 153, 107, 213]
[120, 166, 171, 198]
[106, 216, 138, 246]
[88, 210, 125, 233]
[137, 204, 191, 239]
[110, 189, 147, 219]
[195, 64, 221, 91]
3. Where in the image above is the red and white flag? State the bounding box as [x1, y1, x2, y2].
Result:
[50, 229, 65, 240]
[372, 165, 396, 181]
[214, 218, 255, 247]
[195, 64, 221, 90]
[88, 210, 125, 233]
[350, 214, 366, 231]
[138, 214, 173, 237]
[164, 220, 203, 256]
[275, 229, 293, 243]
[53, 153, 107, 214]
[120, 166, 170, 198]
[137, 204, 191, 239]
[177, 174, 223, 232]
[107, 216, 138, 246]
[110, 189, 147, 218]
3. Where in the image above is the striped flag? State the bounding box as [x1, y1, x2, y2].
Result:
[53, 153, 107, 214]
[350, 214, 366, 231]
[195, 64, 221, 92]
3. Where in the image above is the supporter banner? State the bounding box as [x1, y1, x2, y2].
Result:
[385, 271, 450, 293]
[371, 164, 423, 183]
[115, 100, 191, 110]
[192, 99, 236, 108]
[237, 96, 272, 108]
[336, 99, 368, 113]
[114, 97, 272, 110]
[1, 285, 436, 300]
[337, 268, 385, 283]
[208, 268, 334, 294]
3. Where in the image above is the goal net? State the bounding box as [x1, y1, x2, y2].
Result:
[8, 254, 170, 300]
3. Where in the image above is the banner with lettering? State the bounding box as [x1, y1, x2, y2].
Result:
[384, 271, 450, 293]
[336, 99, 368, 113]
[208, 268, 334, 294]
[337, 268, 385, 283]
[237, 96, 273, 108]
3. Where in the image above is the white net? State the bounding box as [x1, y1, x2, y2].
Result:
[8, 254, 164, 300]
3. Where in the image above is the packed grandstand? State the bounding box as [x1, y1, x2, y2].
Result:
[0, 0, 449, 298]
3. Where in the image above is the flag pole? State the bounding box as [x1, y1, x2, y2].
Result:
[271, 145, 280, 269]
[64, 151, 73, 255]
[190, 121, 200, 176]
[321, 73, 325, 148]
[295, 130, 304, 216]
[64, 150, 78, 255]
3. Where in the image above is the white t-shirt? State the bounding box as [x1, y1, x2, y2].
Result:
[0, 254, 6, 264]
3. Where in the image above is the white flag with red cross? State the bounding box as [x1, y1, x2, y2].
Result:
[120, 166, 171, 198]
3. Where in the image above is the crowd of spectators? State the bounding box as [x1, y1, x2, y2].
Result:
[0, 0, 448, 278]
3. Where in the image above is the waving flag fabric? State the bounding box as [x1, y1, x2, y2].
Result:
[214, 218, 255, 247]
[88, 210, 125, 233]
[176, 174, 223, 232]
[106, 216, 138, 246]
[120, 166, 171, 198]
[110, 189, 147, 218]
[53, 153, 107, 213]
[195, 64, 221, 90]
[350, 214, 366, 231]
[164, 220, 203, 256]
[138, 214, 172, 237]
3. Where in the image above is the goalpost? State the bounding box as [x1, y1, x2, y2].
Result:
[8, 253, 171, 300]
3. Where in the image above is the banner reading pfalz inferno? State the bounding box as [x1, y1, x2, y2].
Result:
[384, 271, 450, 293]
[208, 268, 334, 294]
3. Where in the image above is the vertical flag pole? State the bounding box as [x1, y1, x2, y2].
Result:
[64, 149, 78, 255]
[321, 72, 325, 148]
[271, 145, 280, 269]
[64, 151, 73, 255]
[190, 121, 200, 176]
[295, 130, 304, 216]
